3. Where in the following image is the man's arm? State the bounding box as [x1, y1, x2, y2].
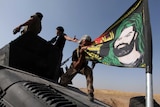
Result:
[48, 36, 57, 43]
[13, 17, 34, 34]
[64, 35, 78, 42]
[72, 49, 85, 70]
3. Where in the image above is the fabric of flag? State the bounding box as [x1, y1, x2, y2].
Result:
[85, 0, 149, 68]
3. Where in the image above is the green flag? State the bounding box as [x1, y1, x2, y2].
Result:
[86, 0, 152, 68]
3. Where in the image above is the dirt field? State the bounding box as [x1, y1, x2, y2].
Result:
[80, 88, 160, 107]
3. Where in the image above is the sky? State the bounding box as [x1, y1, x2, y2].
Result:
[0, 0, 159, 94]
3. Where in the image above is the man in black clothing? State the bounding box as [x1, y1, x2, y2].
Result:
[48, 26, 78, 82]
[49, 26, 78, 61]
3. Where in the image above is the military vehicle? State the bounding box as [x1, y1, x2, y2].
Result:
[0, 33, 110, 107]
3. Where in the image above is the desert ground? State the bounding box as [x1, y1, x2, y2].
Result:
[80, 88, 160, 107]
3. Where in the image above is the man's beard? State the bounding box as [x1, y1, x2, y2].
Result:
[113, 39, 135, 57]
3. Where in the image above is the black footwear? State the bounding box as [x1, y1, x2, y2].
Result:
[88, 93, 94, 102]
[59, 83, 68, 87]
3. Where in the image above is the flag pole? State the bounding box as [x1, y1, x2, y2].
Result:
[146, 72, 153, 107]
[144, 0, 153, 106]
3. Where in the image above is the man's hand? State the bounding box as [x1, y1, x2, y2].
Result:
[13, 26, 21, 34]
[81, 46, 88, 50]
[73, 36, 79, 42]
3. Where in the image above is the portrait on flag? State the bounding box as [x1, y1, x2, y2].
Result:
[112, 13, 144, 67]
